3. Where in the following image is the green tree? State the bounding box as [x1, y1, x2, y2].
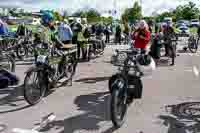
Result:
[101, 16, 113, 24]
[72, 10, 87, 17]
[155, 11, 174, 22]
[121, 1, 142, 23]
[86, 9, 101, 23]
[53, 11, 63, 21]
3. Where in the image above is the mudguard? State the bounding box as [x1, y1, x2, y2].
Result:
[108, 74, 127, 93]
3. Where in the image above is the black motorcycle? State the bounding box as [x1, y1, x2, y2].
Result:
[23, 44, 78, 105]
[108, 49, 146, 128]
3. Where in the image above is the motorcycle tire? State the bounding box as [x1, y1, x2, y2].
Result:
[0, 54, 16, 72]
[110, 89, 128, 128]
[24, 69, 47, 105]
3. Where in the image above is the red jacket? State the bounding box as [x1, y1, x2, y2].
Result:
[132, 29, 151, 49]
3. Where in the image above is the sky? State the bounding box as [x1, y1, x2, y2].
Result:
[0, 0, 199, 17]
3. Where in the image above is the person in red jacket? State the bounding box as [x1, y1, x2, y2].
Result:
[132, 20, 151, 54]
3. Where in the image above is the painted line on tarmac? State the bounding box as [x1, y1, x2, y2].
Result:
[193, 66, 199, 77]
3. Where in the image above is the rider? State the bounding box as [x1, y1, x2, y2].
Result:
[34, 11, 64, 62]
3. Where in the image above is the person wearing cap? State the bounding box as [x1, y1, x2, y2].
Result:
[58, 19, 73, 44]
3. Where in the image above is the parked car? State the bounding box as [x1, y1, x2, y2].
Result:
[190, 19, 200, 27]
[164, 17, 173, 26]
[178, 24, 190, 34]
[176, 20, 190, 27]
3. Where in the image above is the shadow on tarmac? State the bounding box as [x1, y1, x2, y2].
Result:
[75, 76, 110, 84]
[63, 91, 116, 133]
[34, 91, 116, 133]
[0, 85, 31, 114]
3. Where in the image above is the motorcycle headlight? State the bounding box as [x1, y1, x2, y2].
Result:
[128, 60, 134, 66]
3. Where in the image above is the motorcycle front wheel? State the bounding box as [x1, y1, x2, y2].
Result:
[24, 69, 47, 105]
[110, 89, 128, 128]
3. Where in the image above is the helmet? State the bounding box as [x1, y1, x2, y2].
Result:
[137, 54, 152, 66]
[41, 11, 54, 25]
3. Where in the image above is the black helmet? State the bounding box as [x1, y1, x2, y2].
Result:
[137, 54, 151, 66]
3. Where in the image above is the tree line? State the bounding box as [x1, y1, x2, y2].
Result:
[121, 1, 200, 23]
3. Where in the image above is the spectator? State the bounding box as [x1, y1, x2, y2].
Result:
[105, 24, 110, 43]
[58, 19, 73, 44]
[0, 19, 9, 35]
[115, 24, 122, 44]
[70, 18, 83, 44]
[132, 20, 151, 53]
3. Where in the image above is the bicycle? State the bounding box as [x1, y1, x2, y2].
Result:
[23, 44, 78, 105]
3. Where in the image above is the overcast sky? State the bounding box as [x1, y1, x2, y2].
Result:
[0, 0, 199, 16]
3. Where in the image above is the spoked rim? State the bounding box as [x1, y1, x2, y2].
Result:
[24, 71, 45, 105]
[64, 62, 75, 81]
[0, 56, 12, 72]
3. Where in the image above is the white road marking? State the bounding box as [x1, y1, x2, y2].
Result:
[12, 128, 39, 133]
[193, 66, 199, 77]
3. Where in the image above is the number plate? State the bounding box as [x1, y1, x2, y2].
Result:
[36, 55, 47, 63]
